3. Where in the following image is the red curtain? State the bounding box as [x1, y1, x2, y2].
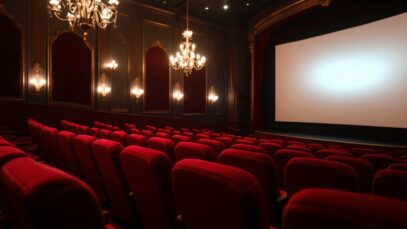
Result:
[252, 29, 271, 130]
[144, 46, 170, 112]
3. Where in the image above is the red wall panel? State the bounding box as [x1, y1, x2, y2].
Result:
[184, 68, 206, 114]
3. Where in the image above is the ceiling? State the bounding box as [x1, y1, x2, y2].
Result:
[137, 0, 288, 24]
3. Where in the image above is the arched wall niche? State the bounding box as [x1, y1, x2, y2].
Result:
[183, 67, 207, 115]
[144, 42, 170, 113]
[50, 31, 93, 106]
[0, 13, 23, 99]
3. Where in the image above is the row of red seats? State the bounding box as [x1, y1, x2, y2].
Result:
[29, 119, 407, 228]
[0, 142, 113, 229]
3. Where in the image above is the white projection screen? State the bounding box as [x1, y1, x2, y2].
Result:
[275, 12, 407, 128]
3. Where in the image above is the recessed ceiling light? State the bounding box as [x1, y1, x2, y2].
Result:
[246, 2, 250, 6]
[223, 4, 229, 10]
[205, 6, 209, 10]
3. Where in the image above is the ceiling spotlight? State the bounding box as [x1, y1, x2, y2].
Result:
[246, 2, 250, 6]
[205, 6, 209, 10]
[162, 1, 167, 4]
[223, 4, 229, 10]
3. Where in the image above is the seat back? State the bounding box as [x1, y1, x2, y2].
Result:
[350, 147, 376, 157]
[315, 148, 353, 158]
[121, 145, 176, 229]
[146, 137, 175, 162]
[259, 142, 282, 156]
[99, 129, 112, 139]
[230, 144, 265, 154]
[71, 135, 107, 203]
[92, 139, 137, 225]
[283, 188, 407, 229]
[285, 158, 357, 196]
[0, 157, 107, 229]
[175, 142, 216, 162]
[388, 163, 407, 171]
[361, 154, 399, 172]
[57, 131, 82, 177]
[218, 149, 280, 225]
[372, 169, 407, 201]
[326, 155, 374, 193]
[274, 149, 314, 188]
[127, 134, 147, 146]
[111, 131, 128, 146]
[196, 139, 226, 156]
[172, 159, 270, 229]
[171, 135, 191, 145]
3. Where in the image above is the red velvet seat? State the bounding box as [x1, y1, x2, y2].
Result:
[126, 134, 147, 146]
[172, 159, 270, 229]
[99, 129, 112, 139]
[326, 155, 374, 193]
[388, 163, 407, 171]
[350, 147, 376, 157]
[196, 139, 226, 156]
[286, 140, 304, 146]
[0, 146, 28, 166]
[274, 149, 314, 188]
[260, 142, 282, 157]
[121, 145, 177, 229]
[175, 142, 216, 162]
[146, 125, 157, 132]
[283, 188, 407, 229]
[230, 144, 266, 154]
[315, 148, 353, 158]
[89, 127, 101, 137]
[195, 133, 210, 139]
[270, 139, 284, 145]
[243, 136, 258, 143]
[155, 131, 170, 139]
[286, 144, 311, 153]
[111, 131, 128, 146]
[0, 136, 14, 147]
[0, 157, 110, 229]
[171, 135, 191, 145]
[285, 158, 357, 196]
[361, 154, 399, 172]
[141, 130, 154, 138]
[218, 149, 283, 226]
[57, 131, 82, 177]
[147, 137, 176, 162]
[92, 139, 140, 226]
[307, 143, 324, 153]
[234, 139, 255, 145]
[72, 135, 107, 204]
[372, 169, 407, 201]
[215, 136, 234, 147]
[182, 131, 194, 139]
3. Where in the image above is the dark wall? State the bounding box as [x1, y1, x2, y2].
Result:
[0, 0, 233, 130]
[261, 0, 407, 144]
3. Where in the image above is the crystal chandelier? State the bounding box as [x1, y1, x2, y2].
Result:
[169, 0, 206, 76]
[48, 0, 119, 37]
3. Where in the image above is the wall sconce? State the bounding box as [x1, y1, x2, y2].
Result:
[208, 86, 219, 104]
[106, 59, 118, 70]
[29, 63, 46, 93]
[173, 82, 184, 103]
[131, 77, 144, 99]
[97, 73, 111, 99]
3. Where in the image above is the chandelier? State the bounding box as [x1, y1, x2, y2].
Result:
[169, 0, 206, 76]
[48, 0, 119, 37]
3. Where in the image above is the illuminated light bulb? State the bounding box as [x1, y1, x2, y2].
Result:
[131, 87, 144, 98]
[107, 59, 118, 70]
[49, 0, 60, 6]
[108, 0, 119, 6]
[97, 84, 111, 97]
[101, 9, 110, 20]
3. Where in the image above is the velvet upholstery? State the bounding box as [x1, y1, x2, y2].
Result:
[172, 159, 270, 229]
[372, 169, 407, 201]
[230, 144, 266, 154]
[196, 139, 226, 156]
[315, 148, 353, 158]
[361, 154, 399, 172]
[92, 139, 138, 225]
[285, 158, 357, 196]
[146, 137, 176, 163]
[56, 131, 82, 177]
[259, 142, 282, 156]
[71, 135, 107, 203]
[175, 142, 216, 162]
[326, 155, 374, 193]
[127, 134, 147, 146]
[283, 188, 407, 229]
[121, 145, 176, 229]
[0, 157, 107, 229]
[274, 149, 314, 188]
[111, 131, 128, 146]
